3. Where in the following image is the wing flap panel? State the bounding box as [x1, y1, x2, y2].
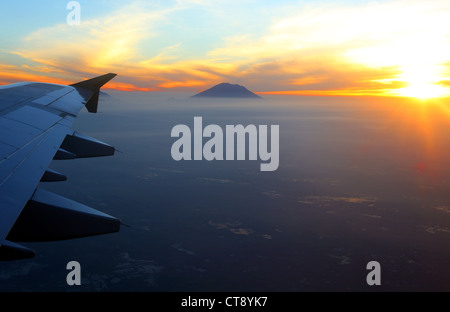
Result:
[47, 91, 87, 116]
[0, 142, 16, 161]
[32, 88, 73, 106]
[0, 117, 42, 148]
[4, 106, 62, 131]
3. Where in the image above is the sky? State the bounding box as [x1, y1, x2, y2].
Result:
[1, 0, 450, 98]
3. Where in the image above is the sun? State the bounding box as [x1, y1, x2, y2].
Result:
[394, 64, 448, 99]
[396, 82, 448, 99]
[344, 10, 450, 100]
[347, 44, 450, 99]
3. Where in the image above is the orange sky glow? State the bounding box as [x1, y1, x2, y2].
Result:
[1, 0, 450, 99]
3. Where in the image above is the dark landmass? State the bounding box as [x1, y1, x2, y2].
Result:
[192, 83, 262, 99]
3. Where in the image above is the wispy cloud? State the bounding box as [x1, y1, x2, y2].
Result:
[209, 0, 450, 96]
[3, 2, 175, 88]
[1, 0, 450, 96]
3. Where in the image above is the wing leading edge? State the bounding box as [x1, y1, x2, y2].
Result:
[0, 73, 120, 261]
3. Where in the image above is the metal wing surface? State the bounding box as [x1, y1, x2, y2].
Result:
[0, 73, 121, 261]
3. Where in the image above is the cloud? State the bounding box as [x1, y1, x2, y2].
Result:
[438, 80, 450, 87]
[2, 0, 450, 96]
[208, 0, 450, 95]
[5, 2, 175, 87]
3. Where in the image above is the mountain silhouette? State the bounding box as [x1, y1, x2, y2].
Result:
[192, 83, 261, 99]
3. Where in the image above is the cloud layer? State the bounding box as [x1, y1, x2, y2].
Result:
[1, 0, 450, 97]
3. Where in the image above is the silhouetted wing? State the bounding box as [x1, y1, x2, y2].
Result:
[0, 73, 120, 261]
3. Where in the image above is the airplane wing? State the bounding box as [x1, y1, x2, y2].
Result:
[0, 73, 121, 261]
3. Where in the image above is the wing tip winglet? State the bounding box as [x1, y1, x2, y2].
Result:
[70, 73, 117, 91]
[70, 73, 118, 113]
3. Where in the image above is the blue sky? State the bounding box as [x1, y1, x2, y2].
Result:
[1, 0, 449, 98]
